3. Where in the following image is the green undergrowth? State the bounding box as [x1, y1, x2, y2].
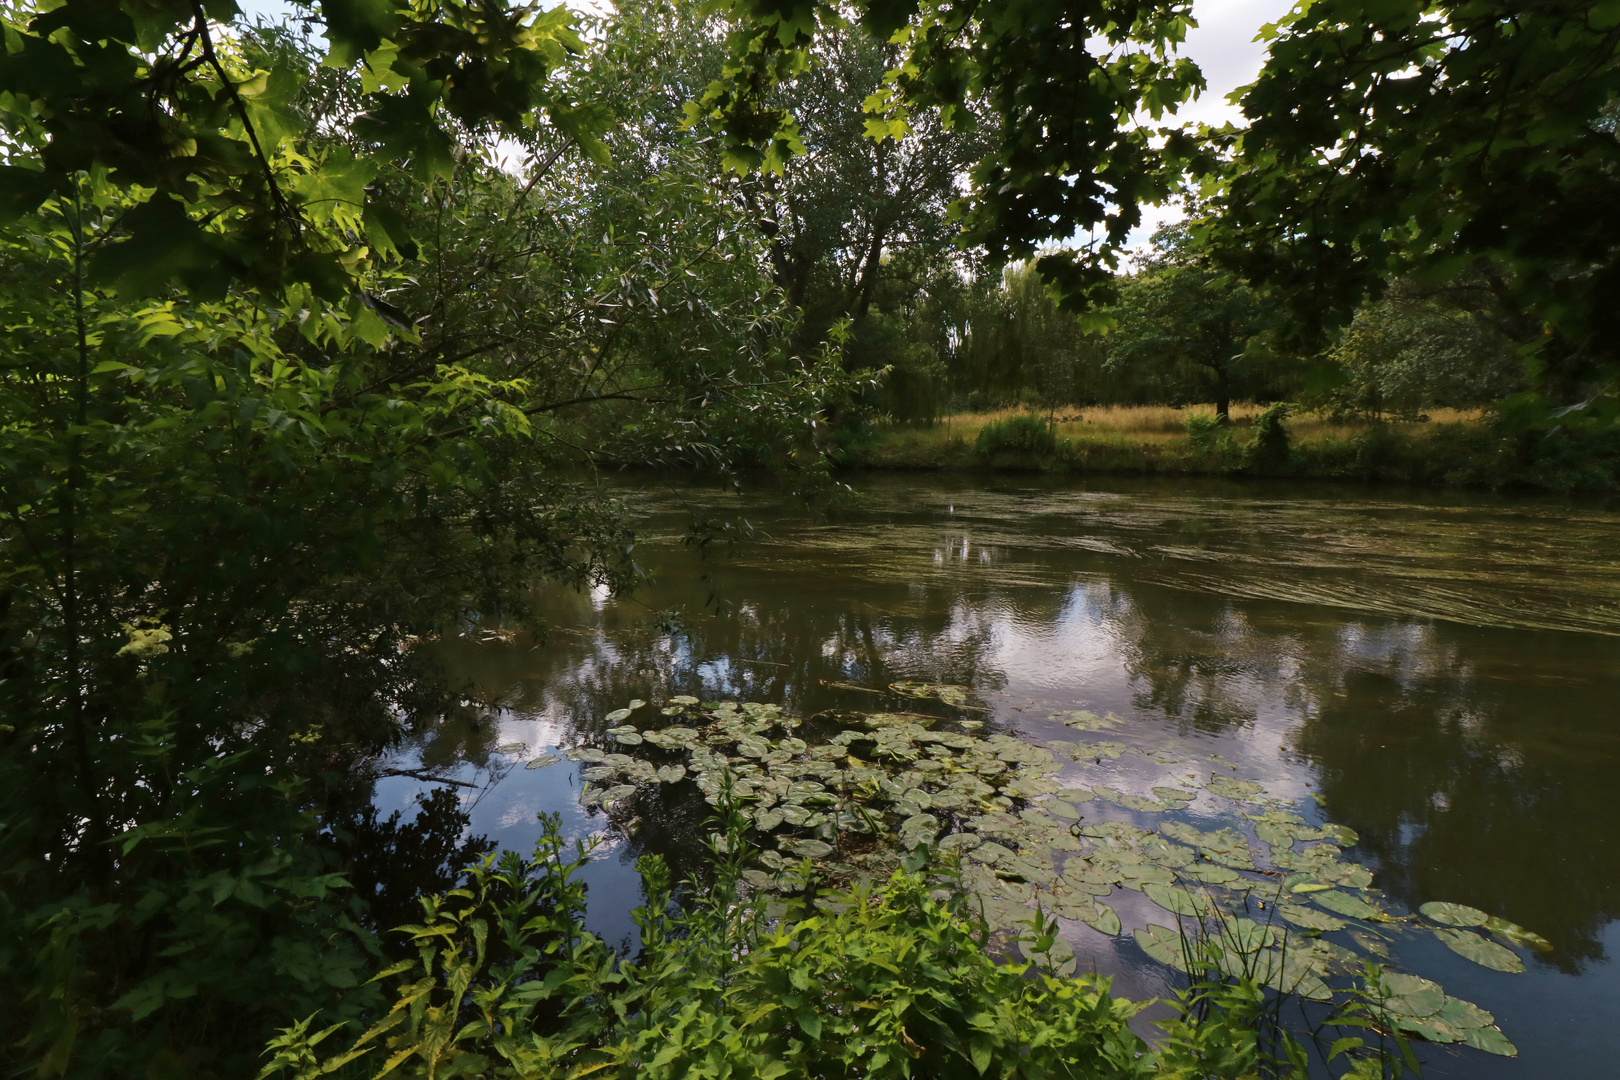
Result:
[324, 686, 1548, 1080]
[263, 689, 1550, 1079]
[845, 413, 1620, 494]
[263, 809, 1414, 1080]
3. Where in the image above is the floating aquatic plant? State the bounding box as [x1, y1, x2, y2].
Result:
[558, 695, 1542, 1059]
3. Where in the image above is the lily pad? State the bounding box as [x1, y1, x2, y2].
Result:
[605, 708, 633, 724]
[1460, 1026, 1517, 1057]
[613, 731, 644, 745]
[600, 784, 637, 807]
[1438, 996, 1496, 1030]
[1140, 837, 1195, 868]
[901, 812, 941, 838]
[656, 765, 687, 783]
[1053, 710, 1119, 731]
[787, 838, 834, 859]
[974, 895, 1030, 931]
[890, 681, 977, 707]
[1485, 916, 1553, 952]
[1319, 823, 1359, 846]
[1255, 822, 1296, 849]
[1042, 799, 1081, 820]
[1379, 973, 1446, 1019]
[1074, 900, 1121, 935]
[1263, 959, 1332, 1001]
[1420, 901, 1489, 928]
[524, 754, 562, 770]
[1143, 882, 1204, 917]
[1017, 930, 1078, 976]
[1348, 929, 1390, 957]
[1060, 867, 1115, 896]
[969, 841, 1016, 865]
[1135, 924, 1191, 971]
[1179, 862, 1240, 886]
[1434, 928, 1526, 973]
[1311, 889, 1382, 920]
[1206, 776, 1265, 800]
[753, 809, 784, 832]
[1278, 903, 1345, 932]
[1118, 864, 1176, 890]
[1217, 918, 1278, 956]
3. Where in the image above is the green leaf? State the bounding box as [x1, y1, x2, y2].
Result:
[293, 151, 377, 211]
[970, 1035, 992, 1074]
[1311, 889, 1381, 920]
[0, 166, 58, 223]
[1433, 928, 1526, 973]
[1419, 901, 1488, 927]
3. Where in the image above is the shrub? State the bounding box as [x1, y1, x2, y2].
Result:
[1247, 402, 1293, 470]
[976, 413, 1057, 457]
[260, 816, 1155, 1080]
[1186, 411, 1223, 444]
[260, 807, 1435, 1080]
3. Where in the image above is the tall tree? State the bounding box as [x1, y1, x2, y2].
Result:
[738, 26, 988, 325]
[1198, 0, 1620, 410]
[695, 0, 1204, 311]
[1106, 227, 1276, 420]
[0, 4, 845, 1075]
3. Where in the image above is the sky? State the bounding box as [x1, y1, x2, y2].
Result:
[237, 0, 1298, 244]
[238, 0, 1295, 125]
[1125, 0, 1299, 245]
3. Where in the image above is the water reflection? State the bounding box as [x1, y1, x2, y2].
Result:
[391, 475, 1620, 1078]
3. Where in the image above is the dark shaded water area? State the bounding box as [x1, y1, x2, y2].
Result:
[378, 474, 1620, 1078]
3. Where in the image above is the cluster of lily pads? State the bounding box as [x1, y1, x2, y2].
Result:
[536, 689, 1547, 1059]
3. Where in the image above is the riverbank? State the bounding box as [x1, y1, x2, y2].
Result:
[837, 405, 1620, 494]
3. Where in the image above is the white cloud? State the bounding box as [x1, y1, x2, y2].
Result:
[1122, 0, 1298, 251]
[1177, 0, 1299, 129]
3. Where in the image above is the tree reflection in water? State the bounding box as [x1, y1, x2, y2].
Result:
[405, 476, 1620, 984]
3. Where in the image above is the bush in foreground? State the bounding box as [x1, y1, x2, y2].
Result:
[261, 816, 1407, 1080]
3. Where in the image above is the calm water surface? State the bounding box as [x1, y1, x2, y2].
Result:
[382, 475, 1620, 1078]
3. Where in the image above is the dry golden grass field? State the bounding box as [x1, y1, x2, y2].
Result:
[933, 403, 1484, 442]
[860, 404, 1493, 471]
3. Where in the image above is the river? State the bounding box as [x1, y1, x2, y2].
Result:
[379, 473, 1620, 1078]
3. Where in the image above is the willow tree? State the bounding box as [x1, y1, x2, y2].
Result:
[692, 0, 1205, 315]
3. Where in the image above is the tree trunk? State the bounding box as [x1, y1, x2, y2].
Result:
[851, 223, 886, 321]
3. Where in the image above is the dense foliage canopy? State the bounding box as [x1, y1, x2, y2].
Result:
[1200, 0, 1620, 408]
